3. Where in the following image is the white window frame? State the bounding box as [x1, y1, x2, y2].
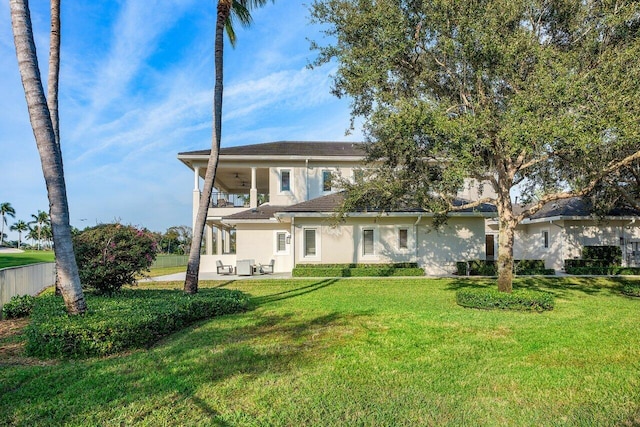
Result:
[279, 168, 292, 193]
[359, 225, 379, 259]
[302, 227, 321, 260]
[398, 227, 409, 250]
[274, 231, 290, 255]
[541, 229, 550, 249]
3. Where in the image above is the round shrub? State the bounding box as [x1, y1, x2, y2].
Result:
[73, 223, 158, 294]
[622, 283, 640, 297]
[2, 294, 36, 319]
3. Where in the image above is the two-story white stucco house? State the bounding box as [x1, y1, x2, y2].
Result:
[178, 141, 496, 275]
[179, 141, 640, 274]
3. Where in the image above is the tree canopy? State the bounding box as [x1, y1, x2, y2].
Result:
[311, 0, 640, 291]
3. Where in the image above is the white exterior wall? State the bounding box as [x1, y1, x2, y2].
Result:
[511, 219, 640, 270]
[234, 223, 293, 273]
[418, 217, 486, 275]
[293, 216, 486, 275]
[268, 164, 358, 205]
[513, 223, 565, 270]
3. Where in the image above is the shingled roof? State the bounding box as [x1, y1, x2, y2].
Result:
[223, 192, 496, 220]
[178, 141, 366, 157]
[528, 197, 640, 220]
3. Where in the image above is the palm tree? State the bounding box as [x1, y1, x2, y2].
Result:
[10, 220, 29, 249]
[184, 0, 273, 294]
[9, 0, 87, 314]
[30, 210, 50, 250]
[1, 202, 16, 247]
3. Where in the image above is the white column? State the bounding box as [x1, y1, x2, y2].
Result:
[250, 167, 258, 208]
[216, 226, 223, 255]
[205, 224, 213, 255]
[192, 167, 201, 230]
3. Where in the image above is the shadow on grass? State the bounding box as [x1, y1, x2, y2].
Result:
[444, 276, 635, 300]
[251, 278, 339, 306]
[0, 308, 362, 425]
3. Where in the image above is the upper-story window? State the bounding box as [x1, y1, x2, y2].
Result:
[322, 170, 333, 192]
[280, 170, 291, 192]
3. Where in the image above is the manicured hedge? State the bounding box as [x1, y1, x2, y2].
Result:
[564, 266, 640, 276]
[455, 260, 554, 276]
[25, 288, 249, 359]
[456, 288, 554, 312]
[292, 263, 424, 277]
[564, 259, 615, 269]
[582, 246, 622, 266]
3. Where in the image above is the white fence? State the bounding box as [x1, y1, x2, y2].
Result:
[0, 263, 55, 312]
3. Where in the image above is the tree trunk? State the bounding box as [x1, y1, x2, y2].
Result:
[496, 183, 516, 293]
[184, 1, 229, 294]
[49, 0, 63, 296]
[10, 0, 86, 314]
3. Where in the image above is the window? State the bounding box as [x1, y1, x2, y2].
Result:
[322, 170, 332, 192]
[277, 232, 287, 252]
[542, 230, 549, 249]
[353, 169, 364, 182]
[363, 228, 374, 255]
[280, 170, 291, 192]
[399, 228, 408, 249]
[304, 229, 316, 257]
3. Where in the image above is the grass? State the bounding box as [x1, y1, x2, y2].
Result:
[1, 277, 640, 426]
[0, 250, 55, 269]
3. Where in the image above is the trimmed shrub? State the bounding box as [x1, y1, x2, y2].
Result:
[456, 288, 554, 312]
[582, 246, 622, 266]
[25, 288, 249, 359]
[455, 260, 552, 276]
[292, 263, 424, 277]
[622, 283, 640, 297]
[565, 266, 640, 275]
[2, 294, 36, 319]
[73, 223, 158, 294]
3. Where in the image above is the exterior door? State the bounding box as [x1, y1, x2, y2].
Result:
[485, 235, 495, 261]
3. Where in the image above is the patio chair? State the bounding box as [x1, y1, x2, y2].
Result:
[216, 260, 234, 275]
[260, 259, 275, 274]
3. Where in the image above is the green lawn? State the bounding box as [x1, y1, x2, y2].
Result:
[1, 277, 640, 426]
[0, 250, 55, 269]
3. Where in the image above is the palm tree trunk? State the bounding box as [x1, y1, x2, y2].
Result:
[184, 1, 230, 294]
[10, 0, 86, 314]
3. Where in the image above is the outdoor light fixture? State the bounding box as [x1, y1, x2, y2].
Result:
[286, 235, 291, 244]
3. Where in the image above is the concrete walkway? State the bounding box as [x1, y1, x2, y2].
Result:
[141, 271, 292, 282]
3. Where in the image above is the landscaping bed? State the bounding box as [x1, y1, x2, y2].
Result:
[25, 288, 249, 359]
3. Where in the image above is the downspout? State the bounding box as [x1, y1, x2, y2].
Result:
[305, 159, 310, 201]
[623, 219, 637, 266]
[291, 217, 296, 270]
[414, 215, 422, 265]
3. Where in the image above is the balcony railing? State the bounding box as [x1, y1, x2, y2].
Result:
[209, 192, 269, 208]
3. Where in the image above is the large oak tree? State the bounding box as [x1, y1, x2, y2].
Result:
[311, 0, 640, 292]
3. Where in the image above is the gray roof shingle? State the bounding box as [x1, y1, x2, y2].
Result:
[179, 141, 366, 157]
[529, 197, 640, 219]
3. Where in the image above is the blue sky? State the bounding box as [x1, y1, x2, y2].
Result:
[0, 0, 362, 240]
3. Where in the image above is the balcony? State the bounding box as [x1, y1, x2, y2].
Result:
[208, 192, 270, 216]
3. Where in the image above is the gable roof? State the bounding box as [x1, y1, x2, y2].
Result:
[178, 141, 366, 158]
